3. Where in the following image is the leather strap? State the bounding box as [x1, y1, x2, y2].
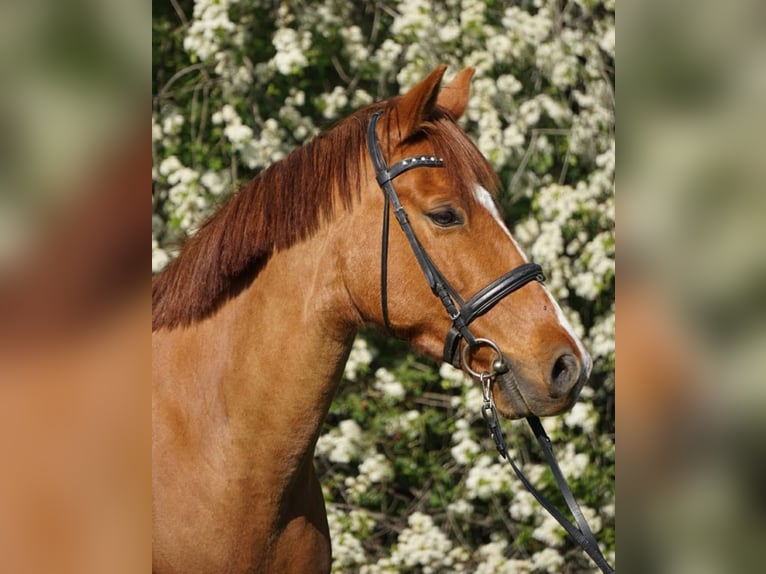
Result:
[444, 262, 544, 367]
[526, 416, 610, 570]
[463, 263, 545, 323]
[380, 193, 392, 330]
[483, 397, 614, 573]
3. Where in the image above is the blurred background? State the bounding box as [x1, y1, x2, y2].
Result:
[619, 0, 766, 572]
[0, 0, 149, 572]
[0, 0, 763, 572]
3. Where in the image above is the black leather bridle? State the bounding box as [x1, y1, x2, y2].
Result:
[366, 110, 544, 367]
[366, 110, 615, 574]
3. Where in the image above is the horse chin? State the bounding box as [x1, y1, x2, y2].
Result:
[493, 365, 582, 419]
[493, 368, 532, 420]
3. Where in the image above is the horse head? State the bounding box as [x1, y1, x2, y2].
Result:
[339, 66, 592, 418]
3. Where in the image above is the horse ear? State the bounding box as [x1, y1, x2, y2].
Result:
[436, 67, 474, 120]
[393, 64, 448, 139]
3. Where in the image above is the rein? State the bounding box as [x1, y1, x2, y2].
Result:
[366, 110, 614, 573]
[478, 344, 615, 573]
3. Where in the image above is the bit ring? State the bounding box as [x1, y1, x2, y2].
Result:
[461, 338, 504, 380]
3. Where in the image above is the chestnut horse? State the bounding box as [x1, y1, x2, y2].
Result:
[152, 66, 592, 573]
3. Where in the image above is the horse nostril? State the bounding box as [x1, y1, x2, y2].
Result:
[550, 353, 580, 398]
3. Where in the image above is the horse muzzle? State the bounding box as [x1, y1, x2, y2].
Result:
[492, 350, 590, 419]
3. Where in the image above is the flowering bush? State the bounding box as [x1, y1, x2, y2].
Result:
[153, 0, 615, 571]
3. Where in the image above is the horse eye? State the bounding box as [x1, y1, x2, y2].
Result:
[428, 208, 463, 228]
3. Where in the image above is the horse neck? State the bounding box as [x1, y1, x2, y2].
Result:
[154, 225, 358, 482]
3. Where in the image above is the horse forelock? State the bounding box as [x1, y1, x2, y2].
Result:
[384, 104, 500, 204]
[421, 109, 500, 201]
[152, 101, 497, 331]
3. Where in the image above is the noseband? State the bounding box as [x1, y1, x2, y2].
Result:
[366, 111, 544, 369]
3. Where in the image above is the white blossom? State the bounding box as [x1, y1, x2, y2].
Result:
[271, 27, 311, 75]
[183, 0, 238, 62]
[451, 427, 481, 465]
[600, 25, 615, 57]
[152, 114, 163, 142]
[532, 513, 566, 546]
[161, 110, 184, 136]
[341, 25, 369, 63]
[509, 489, 537, 521]
[385, 512, 458, 573]
[318, 86, 349, 120]
[344, 336, 374, 381]
[373, 368, 406, 400]
[315, 419, 368, 464]
[439, 362, 469, 388]
[158, 155, 182, 177]
[390, 0, 430, 39]
[588, 308, 615, 361]
[384, 409, 420, 438]
[496, 73, 522, 96]
[152, 236, 169, 273]
[563, 401, 599, 434]
[345, 453, 394, 500]
[200, 170, 229, 196]
[447, 498, 474, 516]
[557, 442, 591, 480]
[438, 22, 461, 43]
[475, 536, 533, 574]
[465, 455, 515, 499]
[374, 39, 402, 72]
[531, 547, 565, 571]
[326, 504, 370, 568]
[223, 122, 253, 147]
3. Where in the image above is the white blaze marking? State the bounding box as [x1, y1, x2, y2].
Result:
[472, 186, 592, 374]
[473, 185, 528, 262]
[541, 287, 593, 376]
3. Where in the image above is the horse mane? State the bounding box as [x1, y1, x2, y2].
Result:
[152, 100, 498, 332]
